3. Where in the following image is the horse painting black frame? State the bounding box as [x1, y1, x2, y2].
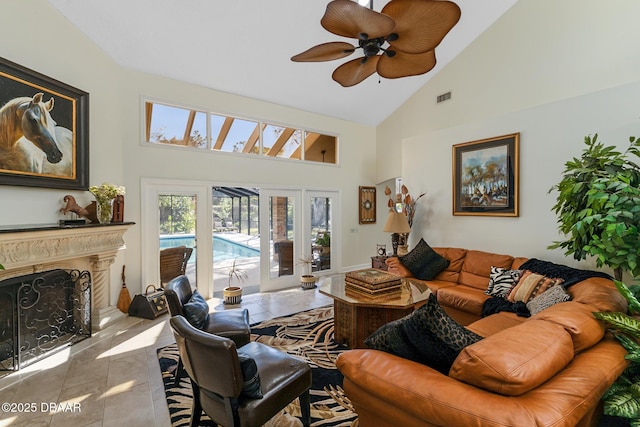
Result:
[452, 133, 519, 217]
[0, 57, 88, 190]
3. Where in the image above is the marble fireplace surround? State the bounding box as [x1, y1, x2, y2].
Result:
[0, 222, 134, 331]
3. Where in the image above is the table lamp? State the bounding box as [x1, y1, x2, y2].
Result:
[383, 211, 411, 256]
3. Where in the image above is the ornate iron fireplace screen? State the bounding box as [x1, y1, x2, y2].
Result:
[0, 269, 92, 371]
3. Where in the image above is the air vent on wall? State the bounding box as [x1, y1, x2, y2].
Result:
[437, 91, 452, 103]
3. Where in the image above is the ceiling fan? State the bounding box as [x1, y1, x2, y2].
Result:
[291, 0, 461, 87]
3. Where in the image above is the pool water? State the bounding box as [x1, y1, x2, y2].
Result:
[160, 234, 259, 263]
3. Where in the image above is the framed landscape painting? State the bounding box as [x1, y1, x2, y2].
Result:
[0, 57, 89, 190]
[452, 133, 519, 216]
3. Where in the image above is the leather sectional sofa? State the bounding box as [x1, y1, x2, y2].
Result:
[335, 247, 628, 427]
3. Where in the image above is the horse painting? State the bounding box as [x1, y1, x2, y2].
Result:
[0, 93, 68, 175]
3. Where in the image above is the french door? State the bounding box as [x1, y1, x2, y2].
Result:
[259, 188, 339, 292]
[143, 180, 339, 295]
[141, 180, 212, 296]
[259, 189, 301, 291]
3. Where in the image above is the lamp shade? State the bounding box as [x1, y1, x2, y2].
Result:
[383, 211, 411, 234]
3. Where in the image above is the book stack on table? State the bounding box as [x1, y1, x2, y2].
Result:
[344, 268, 403, 299]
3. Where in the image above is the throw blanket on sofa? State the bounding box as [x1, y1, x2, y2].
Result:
[482, 298, 530, 318]
[482, 258, 612, 317]
[518, 258, 612, 288]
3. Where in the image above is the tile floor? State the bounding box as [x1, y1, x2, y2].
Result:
[0, 286, 332, 427]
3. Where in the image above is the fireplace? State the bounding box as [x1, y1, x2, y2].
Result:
[0, 222, 134, 333]
[0, 269, 92, 371]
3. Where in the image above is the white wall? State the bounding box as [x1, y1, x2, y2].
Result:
[377, 0, 640, 274]
[0, 0, 380, 304]
[404, 82, 640, 263]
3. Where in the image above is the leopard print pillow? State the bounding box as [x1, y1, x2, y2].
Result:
[409, 293, 483, 351]
[365, 293, 483, 374]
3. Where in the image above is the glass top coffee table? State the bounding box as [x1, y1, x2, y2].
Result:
[318, 274, 432, 348]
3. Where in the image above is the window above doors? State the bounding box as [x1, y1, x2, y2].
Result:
[144, 100, 338, 164]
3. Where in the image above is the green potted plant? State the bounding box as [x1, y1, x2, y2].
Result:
[297, 255, 317, 289]
[315, 232, 330, 255]
[223, 258, 246, 304]
[594, 280, 640, 424]
[549, 134, 640, 280]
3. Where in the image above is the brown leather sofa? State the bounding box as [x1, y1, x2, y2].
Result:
[336, 247, 628, 427]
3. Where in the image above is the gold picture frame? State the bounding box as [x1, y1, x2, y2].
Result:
[452, 133, 519, 216]
[359, 186, 376, 224]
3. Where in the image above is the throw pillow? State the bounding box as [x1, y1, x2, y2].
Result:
[527, 285, 572, 315]
[364, 293, 482, 374]
[237, 350, 263, 399]
[507, 271, 564, 303]
[183, 290, 209, 330]
[485, 266, 522, 298]
[399, 238, 450, 281]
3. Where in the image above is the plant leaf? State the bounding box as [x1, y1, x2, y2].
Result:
[604, 391, 640, 418]
[594, 311, 640, 339]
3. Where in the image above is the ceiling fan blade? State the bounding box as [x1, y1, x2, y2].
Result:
[332, 56, 380, 87]
[291, 42, 356, 62]
[321, 0, 395, 39]
[377, 49, 436, 79]
[382, 0, 461, 54]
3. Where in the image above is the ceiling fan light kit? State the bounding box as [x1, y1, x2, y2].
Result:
[291, 0, 461, 87]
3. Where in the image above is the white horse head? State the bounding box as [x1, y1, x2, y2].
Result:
[0, 93, 63, 173]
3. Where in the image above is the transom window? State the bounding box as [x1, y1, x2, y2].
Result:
[145, 101, 338, 164]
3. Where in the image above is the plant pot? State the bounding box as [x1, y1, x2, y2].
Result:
[223, 286, 242, 305]
[300, 274, 317, 289]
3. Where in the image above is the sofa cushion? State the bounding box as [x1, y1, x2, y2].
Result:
[568, 277, 628, 313]
[507, 271, 564, 303]
[450, 319, 574, 396]
[364, 293, 482, 374]
[531, 301, 605, 352]
[432, 247, 468, 283]
[485, 266, 523, 297]
[437, 285, 489, 317]
[183, 289, 209, 330]
[399, 239, 450, 281]
[526, 285, 571, 316]
[458, 250, 514, 290]
[511, 257, 528, 270]
[466, 311, 526, 338]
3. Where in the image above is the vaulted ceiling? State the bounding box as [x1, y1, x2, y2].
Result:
[48, 0, 518, 126]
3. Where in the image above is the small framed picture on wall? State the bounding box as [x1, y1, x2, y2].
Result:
[359, 186, 376, 224]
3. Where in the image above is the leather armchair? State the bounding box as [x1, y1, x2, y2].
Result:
[164, 275, 250, 384]
[170, 315, 312, 427]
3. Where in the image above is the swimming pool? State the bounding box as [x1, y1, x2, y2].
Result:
[160, 234, 259, 262]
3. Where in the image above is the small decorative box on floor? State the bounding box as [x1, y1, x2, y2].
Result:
[345, 268, 403, 297]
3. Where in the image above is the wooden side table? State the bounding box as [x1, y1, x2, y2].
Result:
[371, 256, 389, 270]
[319, 276, 431, 348]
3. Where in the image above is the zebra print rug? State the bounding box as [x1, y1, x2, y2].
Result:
[157, 306, 358, 427]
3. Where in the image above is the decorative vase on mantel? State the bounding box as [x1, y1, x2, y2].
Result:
[95, 198, 114, 224]
[88, 183, 126, 225]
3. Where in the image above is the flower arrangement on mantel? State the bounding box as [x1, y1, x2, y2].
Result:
[89, 183, 125, 224]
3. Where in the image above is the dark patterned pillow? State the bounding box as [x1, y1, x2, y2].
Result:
[485, 266, 522, 298]
[237, 350, 263, 399]
[364, 293, 482, 374]
[399, 238, 450, 281]
[527, 285, 572, 315]
[183, 290, 209, 330]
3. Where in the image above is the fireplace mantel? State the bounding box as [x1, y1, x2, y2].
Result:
[0, 222, 134, 331]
